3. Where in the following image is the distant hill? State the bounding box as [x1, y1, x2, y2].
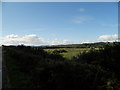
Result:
[36, 42, 113, 49]
[2, 42, 115, 49]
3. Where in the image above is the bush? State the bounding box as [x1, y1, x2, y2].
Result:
[2, 42, 120, 89]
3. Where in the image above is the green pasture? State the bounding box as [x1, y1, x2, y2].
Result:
[44, 48, 99, 59]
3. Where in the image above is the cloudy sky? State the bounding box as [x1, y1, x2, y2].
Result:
[1, 2, 118, 45]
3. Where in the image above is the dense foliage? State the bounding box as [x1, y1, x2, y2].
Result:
[2, 42, 120, 89]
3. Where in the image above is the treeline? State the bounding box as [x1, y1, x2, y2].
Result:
[2, 42, 120, 89]
[32, 42, 109, 49]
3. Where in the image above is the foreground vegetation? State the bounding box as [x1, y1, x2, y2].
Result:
[2, 42, 120, 89]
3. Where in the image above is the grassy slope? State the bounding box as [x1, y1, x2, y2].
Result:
[44, 48, 99, 59]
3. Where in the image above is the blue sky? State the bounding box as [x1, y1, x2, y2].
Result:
[2, 2, 118, 45]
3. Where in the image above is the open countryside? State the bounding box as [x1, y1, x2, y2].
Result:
[2, 42, 120, 89]
[2, 2, 119, 90]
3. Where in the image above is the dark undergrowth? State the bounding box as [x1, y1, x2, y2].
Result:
[2, 42, 120, 89]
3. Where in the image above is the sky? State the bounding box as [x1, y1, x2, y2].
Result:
[1, 2, 118, 45]
[2, 0, 120, 2]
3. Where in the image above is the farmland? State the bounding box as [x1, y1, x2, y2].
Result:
[2, 42, 120, 89]
[44, 48, 99, 59]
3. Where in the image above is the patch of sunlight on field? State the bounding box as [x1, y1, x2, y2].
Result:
[60, 52, 80, 59]
[44, 48, 97, 59]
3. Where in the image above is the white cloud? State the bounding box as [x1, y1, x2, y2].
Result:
[51, 39, 72, 45]
[79, 8, 85, 12]
[98, 34, 118, 42]
[74, 16, 93, 24]
[1, 34, 119, 46]
[6, 34, 19, 39]
[2, 34, 73, 46]
[2, 34, 48, 46]
[81, 34, 118, 43]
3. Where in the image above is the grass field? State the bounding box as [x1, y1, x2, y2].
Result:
[44, 48, 99, 59]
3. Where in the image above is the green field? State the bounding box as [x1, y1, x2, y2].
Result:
[44, 48, 99, 59]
